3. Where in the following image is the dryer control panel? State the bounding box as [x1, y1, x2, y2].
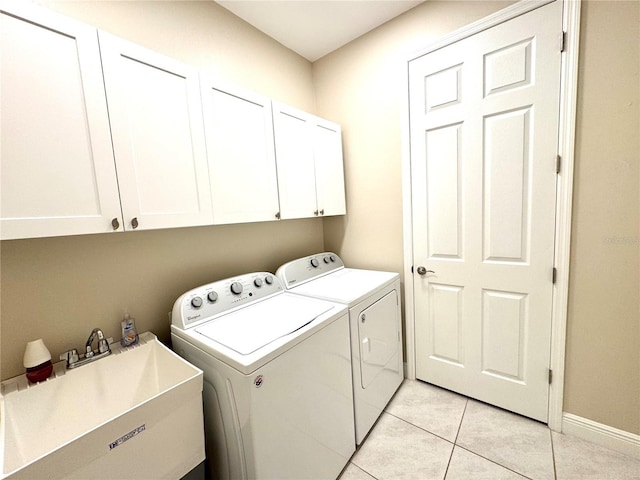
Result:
[276, 252, 345, 289]
[172, 272, 283, 329]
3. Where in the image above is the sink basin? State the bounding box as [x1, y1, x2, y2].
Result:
[0, 332, 204, 479]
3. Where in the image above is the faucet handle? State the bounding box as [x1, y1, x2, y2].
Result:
[60, 349, 79, 366]
[98, 337, 112, 354]
[85, 345, 94, 358]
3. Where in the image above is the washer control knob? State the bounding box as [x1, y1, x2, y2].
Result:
[230, 282, 243, 295]
[207, 291, 218, 303]
[330, 255, 336, 262]
[310, 258, 320, 268]
[264, 275, 274, 285]
[254, 278, 263, 288]
[191, 296, 203, 308]
[323, 256, 331, 263]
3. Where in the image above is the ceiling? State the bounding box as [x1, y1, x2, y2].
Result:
[215, 1, 425, 62]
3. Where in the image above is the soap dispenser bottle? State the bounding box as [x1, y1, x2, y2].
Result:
[121, 313, 139, 347]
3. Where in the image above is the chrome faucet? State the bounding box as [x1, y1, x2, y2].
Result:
[60, 328, 112, 369]
[85, 328, 110, 357]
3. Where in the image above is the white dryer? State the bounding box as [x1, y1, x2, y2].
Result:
[276, 253, 403, 445]
[171, 272, 355, 480]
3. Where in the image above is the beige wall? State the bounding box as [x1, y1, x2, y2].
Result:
[40, 0, 315, 110]
[565, 0, 639, 435]
[0, 1, 320, 380]
[315, 0, 639, 436]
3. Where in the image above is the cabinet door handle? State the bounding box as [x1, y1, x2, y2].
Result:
[111, 218, 120, 230]
[275, 211, 281, 220]
[313, 210, 319, 216]
[131, 217, 139, 229]
[319, 209, 324, 215]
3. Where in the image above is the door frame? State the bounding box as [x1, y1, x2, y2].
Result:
[401, 0, 581, 431]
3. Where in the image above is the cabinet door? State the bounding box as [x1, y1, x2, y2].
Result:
[313, 119, 346, 216]
[99, 32, 212, 232]
[201, 80, 280, 224]
[272, 103, 318, 220]
[0, 2, 122, 240]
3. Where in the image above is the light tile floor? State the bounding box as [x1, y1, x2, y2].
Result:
[339, 380, 640, 480]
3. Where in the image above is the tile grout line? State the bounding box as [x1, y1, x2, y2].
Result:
[383, 410, 457, 446]
[441, 442, 456, 480]
[442, 396, 467, 479]
[453, 398, 469, 445]
[380, 410, 460, 480]
[386, 398, 536, 479]
[451, 399, 537, 480]
[350, 462, 379, 480]
[454, 445, 536, 480]
[447, 399, 527, 479]
[550, 428, 558, 480]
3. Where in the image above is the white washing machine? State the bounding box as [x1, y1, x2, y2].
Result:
[276, 253, 404, 445]
[171, 272, 355, 480]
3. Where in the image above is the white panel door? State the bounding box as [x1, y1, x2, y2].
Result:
[99, 32, 212, 232]
[0, 2, 122, 239]
[272, 102, 318, 220]
[313, 119, 346, 217]
[201, 80, 280, 224]
[410, 1, 562, 421]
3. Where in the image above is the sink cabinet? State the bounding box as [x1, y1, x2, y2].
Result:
[0, 2, 122, 240]
[273, 102, 346, 220]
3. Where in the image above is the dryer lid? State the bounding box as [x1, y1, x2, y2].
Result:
[195, 294, 334, 355]
[292, 268, 399, 304]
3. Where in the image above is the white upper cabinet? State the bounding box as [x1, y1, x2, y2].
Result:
[200, 79, 280, 224]
[98, 32, 213, 232]
[0, 2, 122, 240]
[1, 2, 346, 240]
[273, 103, 346, 220]
[313, 118, 346, 217]
[272, 104, 317, 220]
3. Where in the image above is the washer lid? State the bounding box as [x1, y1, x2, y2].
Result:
[195, 294, 333, 355]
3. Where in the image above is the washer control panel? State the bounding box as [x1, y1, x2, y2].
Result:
[172, 272, 282, 329]
[275, 252, 344, 288]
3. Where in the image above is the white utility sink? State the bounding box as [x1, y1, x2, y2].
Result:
[0, 332, 204, 480]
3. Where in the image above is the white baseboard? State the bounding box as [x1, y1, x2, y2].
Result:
[562, 413, 640, 459]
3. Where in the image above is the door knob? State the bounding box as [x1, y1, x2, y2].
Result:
[416, 266, 435, 276]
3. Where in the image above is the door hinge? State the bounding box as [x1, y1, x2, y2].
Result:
[552, 267, 557, 284]
[560, 31, 566, 52]
[548, 369, 553, 384]
[556, 154, 561, 174]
